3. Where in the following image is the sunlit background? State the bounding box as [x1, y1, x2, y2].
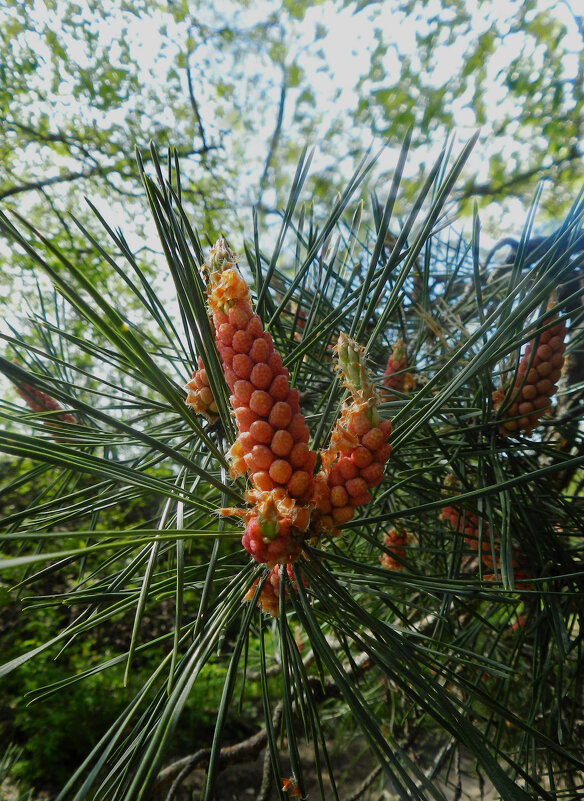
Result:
[1, 0, 583, 262]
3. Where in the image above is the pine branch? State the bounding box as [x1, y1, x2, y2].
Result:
[3, 143, 584, 801]
[345, 765, 383, 801]
[155, 702, 283, 799]
[255, 743, 274, 801]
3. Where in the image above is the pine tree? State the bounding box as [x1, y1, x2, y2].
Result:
[1, 138, 584, 800]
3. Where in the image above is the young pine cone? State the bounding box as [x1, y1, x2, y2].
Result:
[494, 317, 566, 436]
[382, 339, 414, 397]
[15, 383, 77, 426]
[205, 238, 315, 563]
[243, 562, 305, 617]
[313, 334, 392, 531]
[379, 528, 408, 570]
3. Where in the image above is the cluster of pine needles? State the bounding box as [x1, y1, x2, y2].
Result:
[1, 136, 584, 800]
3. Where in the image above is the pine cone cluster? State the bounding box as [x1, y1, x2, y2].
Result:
[379, 528, 408, 570]
[243, 563, 305, 618]
[441, 505, 531, 585]
[312, 334, 392, 532]
[440, 505, 493, 566]
[494, 316, 566, 436]
[383, 339, 414, 397]
[186, 240, 395, 613]
[15, 382, 78, 426]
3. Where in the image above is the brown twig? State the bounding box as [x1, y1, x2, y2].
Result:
[457, 147, 582, 201]
[157, 715, 275, 800]
[255, 737, 275, 801]
[255, 701, 284, 801]
[155, 649, 372, 799]
[344, 764, 383, 801]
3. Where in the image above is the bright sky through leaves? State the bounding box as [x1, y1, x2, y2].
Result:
[2, 0, 584, 246]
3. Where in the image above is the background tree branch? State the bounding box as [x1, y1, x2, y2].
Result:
[185, 26, 209, 153]
[257, 64, 287, 208]
[0, 168, 103, 201]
